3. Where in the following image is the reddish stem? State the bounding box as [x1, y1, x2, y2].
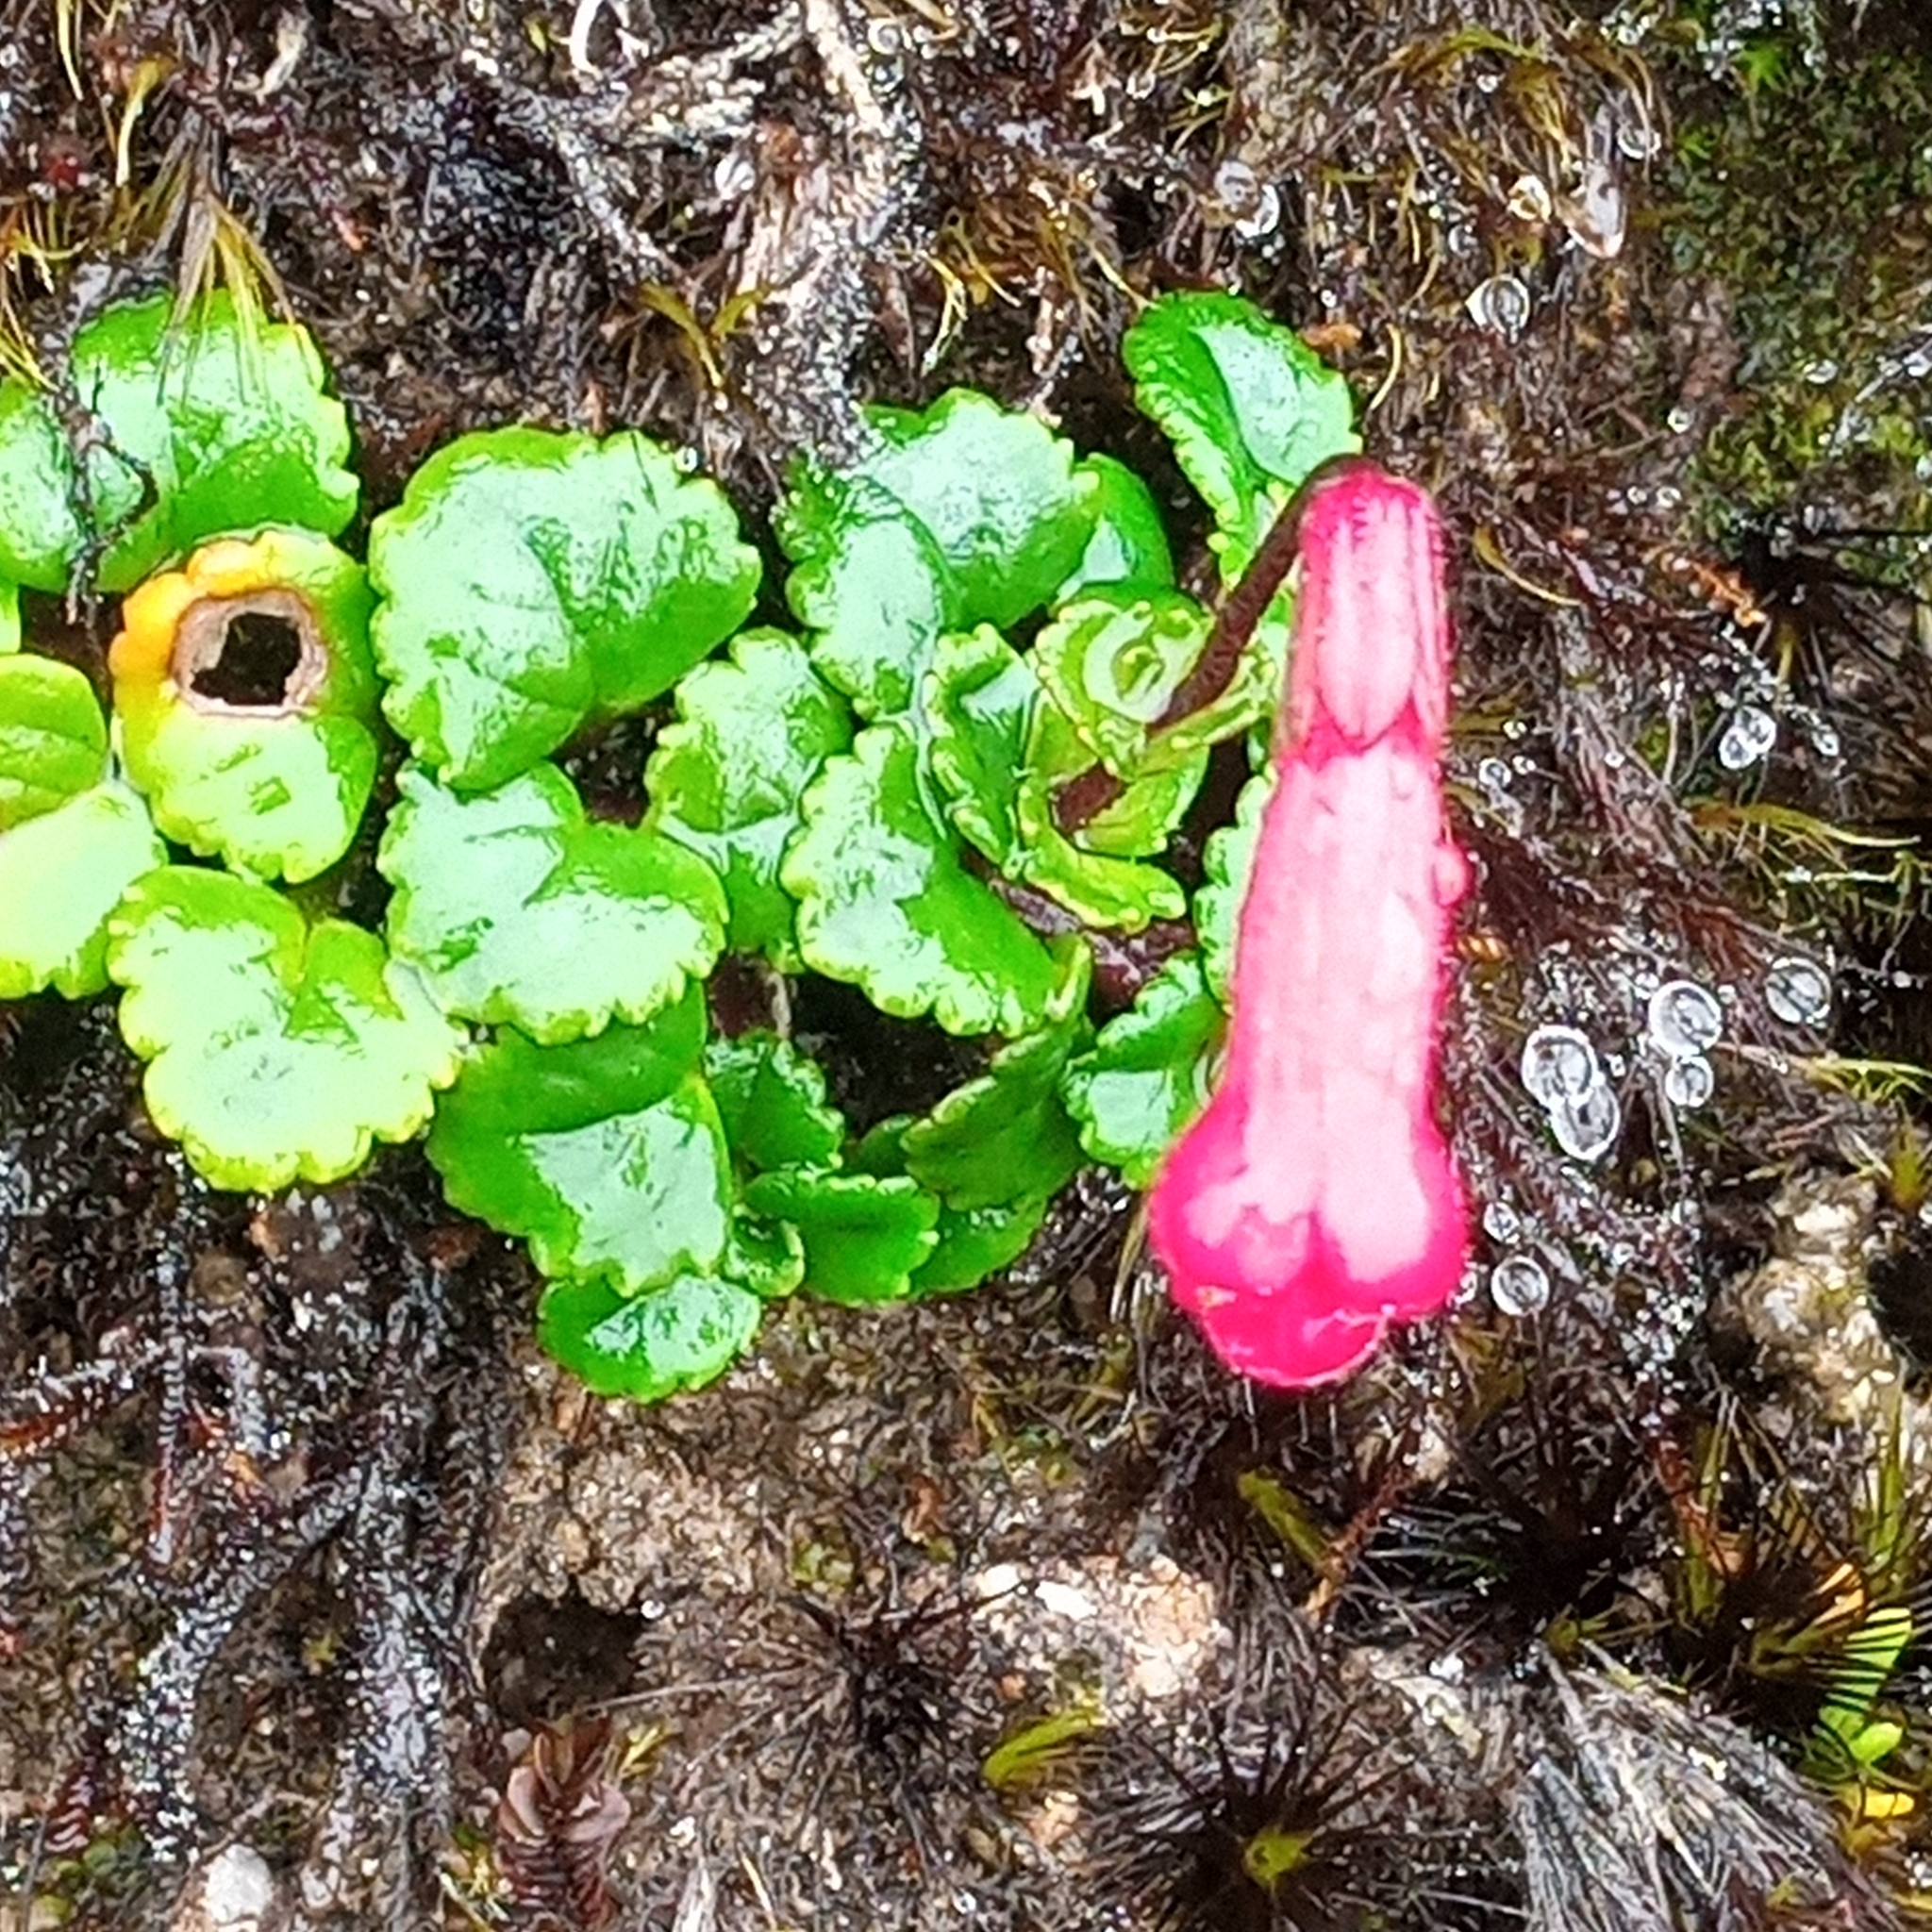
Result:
[986, 874, 1195, 1008]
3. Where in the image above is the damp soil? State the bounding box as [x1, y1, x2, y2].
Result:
[8, 3, 1932, 1929]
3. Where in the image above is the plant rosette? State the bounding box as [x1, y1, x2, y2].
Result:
[108, 526, 380, 882]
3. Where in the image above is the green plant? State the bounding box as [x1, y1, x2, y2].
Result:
[0, 282, 1357, 1399]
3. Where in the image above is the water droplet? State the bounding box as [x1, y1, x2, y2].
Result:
[1491, 1254, 1551, 1316]
[1663, 1054, 1715, 1108]
[1718, 703, 1776, 770]
[1476, 755, 1513, 794]
[713, 149, 757, 199]
[1237, 183, 1282, 240]
[1811, 724, 1840, 758]
[1482, 1199, 1521, 1242]
[1764, 956, 1832, 1026]
[1549, 1080, 1622, 1162]
[1466, 274, 1531, 340]
[1804, 358, 1840, 385]
[1210, 158, 1281, 240]
[1647, 979, 1723, 1058]
[1520, 1024, 1601, 1106]
[1617, 115, 1661, 160]
[1667, 404, 1694, 434]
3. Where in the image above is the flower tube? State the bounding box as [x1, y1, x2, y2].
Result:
[1147, 465, 1468, 1385]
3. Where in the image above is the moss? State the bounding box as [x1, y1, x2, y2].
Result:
[1663, 19, 1932, 523]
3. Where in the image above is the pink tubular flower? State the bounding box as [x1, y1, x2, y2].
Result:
[1147, 464, 1469, 1387]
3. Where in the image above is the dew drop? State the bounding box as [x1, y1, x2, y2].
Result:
[1549, 1080, 1622, 1162]
[1764, 955, 1832, 1026]
[1616, 116, 1661, 160]
[1465, 274, 1531, 340]
[1490, 1254, 1551, 1316]
[1236, 182, 1283, 241]
[1520, 1024, 1601, 1106]
[1482, 1199, 1521, 1243]
[1663, 1054, 1715, 1108]
[1647, 979, 1723, 1058]
[1718, 704, 1776, 771]
[1210, 158, 1281, 240]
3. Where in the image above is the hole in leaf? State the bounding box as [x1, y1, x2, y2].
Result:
[191, 610, 305, 707]
[172, 589, 327, 715]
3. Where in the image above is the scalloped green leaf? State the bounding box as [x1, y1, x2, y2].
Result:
[1123, 291, 1357, 576]
[109, 527, 381, 883]
[850, 1117, 1048, 1297]
[924, 625, 1034, 868]
[778, 474, 954, 717]
[741, 1166, 939, 1306]
[427, 1014, 734, 1295]
[1061, 952, 1223, 1187]
[781, 718, 1061, 1037]
[924, 629, 1191, 933]
[778, 392, 1099, 715]
[0, 655, 107, 829]
[1031, 590, 1208, 776]
[380, 761, 725, 1043]
[369, 426, 758, 791]
[1031, 589, 1272, 780]
[108, 867, 462, 1191]
[1013, 705, 1189, 931]
[644, 629, 854, 964]
[850, 391, 1098, 627]
[900, 941, 1091, 1209]
[1056, 455, 1175, 602]
[704, 1030, 846, 1173]
[994, 641, 1204, 862]
[724, 1214, 808, 1300]
[0, 781, 164, 999]
[912, 1194, 1050, 1295]
[537, 1271, 763, 1402]
[440, 988, 708, 1138]
[1195, 764, 1269, 1008]
[0, 291, 358, 596]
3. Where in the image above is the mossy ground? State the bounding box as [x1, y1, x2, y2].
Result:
[7, 2, 1932, 1928]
